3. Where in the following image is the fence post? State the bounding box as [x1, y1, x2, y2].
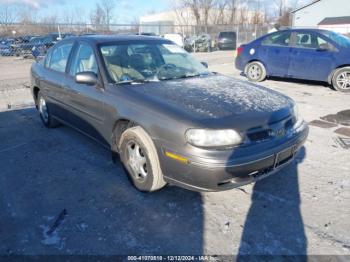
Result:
[193, 26, 196, 53]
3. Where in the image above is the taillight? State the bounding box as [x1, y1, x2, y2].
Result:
[237, 46, 244, 56]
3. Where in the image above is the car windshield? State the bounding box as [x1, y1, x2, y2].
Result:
[99, 42, 210, 84]
[219, 32, 235, 38]
[322, 31, 350, 48]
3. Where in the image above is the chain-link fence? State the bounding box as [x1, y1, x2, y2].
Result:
[0, 22, 271, 58]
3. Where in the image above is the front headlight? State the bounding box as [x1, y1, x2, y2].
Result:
[293, 104, 301, 123]
[186, 129, 243, 148]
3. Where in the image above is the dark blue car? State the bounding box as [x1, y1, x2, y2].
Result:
[235, 29, 350, 92]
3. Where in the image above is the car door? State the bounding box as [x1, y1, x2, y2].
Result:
[40, 41, 74, 121]
[259, 31, 292, 77]
[288, 31, 336, 81]
[61, 41, 107, 145]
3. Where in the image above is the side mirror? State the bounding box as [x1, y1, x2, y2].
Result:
[75, 72, 98, 85]
[201, 61, 209, 68]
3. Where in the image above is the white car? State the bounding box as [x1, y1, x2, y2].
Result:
[163, 34, 184, 47]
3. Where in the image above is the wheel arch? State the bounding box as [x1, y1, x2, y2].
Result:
[328, 65, 350, 84]
[111, 118, 153, 153]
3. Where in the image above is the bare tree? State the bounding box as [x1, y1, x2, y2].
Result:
[90, 3, 107, 30]
[276, 7, 293, 26]
[183, 0, 201, 26]
[100, 0, 116, 29]
[213, 0, 228, 25]
[274, 0, 286, 17]
[228, 0, 239, 24]
[201, 0, 215, 28]
[62, 8, 75, 25]
[0, 3, 17, 25]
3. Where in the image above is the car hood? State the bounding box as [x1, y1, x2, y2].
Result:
[127, 75, 294, 127]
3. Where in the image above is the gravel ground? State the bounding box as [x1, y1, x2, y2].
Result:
[0, 52, 349, 256]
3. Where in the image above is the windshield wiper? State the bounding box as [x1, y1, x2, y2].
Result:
[115, 79, 153, 85]
[160, 73, 209, 81]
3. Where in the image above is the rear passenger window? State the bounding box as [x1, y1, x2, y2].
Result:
[262, 32, 291, 47]
[294, 33, 317, 48]
[48, 43, 73, 73]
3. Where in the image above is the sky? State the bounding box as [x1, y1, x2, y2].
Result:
[0, 0, 171, 23]
[0, 0, 311, 24]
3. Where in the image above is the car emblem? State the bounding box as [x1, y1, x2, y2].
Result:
[269, 128, 285, 138]
[275, 128, 285, 137]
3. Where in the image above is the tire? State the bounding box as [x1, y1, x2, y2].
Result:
[332, 67, 350, 92]
[37, 92, 60, 128]
[245, 61, 267, 82]
[119, 126, 166, 192]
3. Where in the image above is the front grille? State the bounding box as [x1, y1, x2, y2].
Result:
[247, 130, 271, 142]
[247, 116, 295, 143]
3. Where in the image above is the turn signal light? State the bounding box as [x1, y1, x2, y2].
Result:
[165, 151, 189, 164]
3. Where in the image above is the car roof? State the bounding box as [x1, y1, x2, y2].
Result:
[63, 34, 171, 45]
[276, 28, 331, 34]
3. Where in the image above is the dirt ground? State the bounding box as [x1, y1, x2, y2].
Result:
[0, 52, 349, 256]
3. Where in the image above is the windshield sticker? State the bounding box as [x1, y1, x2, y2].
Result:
[163, 44, 186, 54]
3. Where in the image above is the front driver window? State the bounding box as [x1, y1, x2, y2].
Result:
[294, 33, 317, 48]
[70, 43, 98, 76]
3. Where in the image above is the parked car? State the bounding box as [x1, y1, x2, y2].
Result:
[216, 31, 237, 50]
[236, 29, 350, 92]
[163, 33, 184, 47]
[12, 35, 56, 57]
[0, 42, 12, 56]
[31, 35, 308, 192]
[185, 34, 212, 52]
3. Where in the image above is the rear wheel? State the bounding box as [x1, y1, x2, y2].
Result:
[332, 67, 350, 92]
[119, 126, 166, 192]
[37, 92, 60, 128]
[245, 61, 267, 82]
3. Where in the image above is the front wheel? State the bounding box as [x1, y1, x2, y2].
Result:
[119, 126, 166, 192]
[332, 67, 350, 92]
[245, 61, 267, 82]
[37, 92, 60, 128]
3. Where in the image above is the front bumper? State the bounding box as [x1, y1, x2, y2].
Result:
[235, 55, 245, 71]
[157, 121, 309, 192]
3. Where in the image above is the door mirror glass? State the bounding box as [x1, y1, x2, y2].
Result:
[75, 72, 98, 85]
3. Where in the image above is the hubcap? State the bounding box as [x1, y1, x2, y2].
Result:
[39, 97, 49, 122]
[248, 64, 261, 80]
[126, 141, 148, 182]
[336, 71, 350, 90]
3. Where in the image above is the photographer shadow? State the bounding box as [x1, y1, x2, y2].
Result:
[238, 147, 307, 256]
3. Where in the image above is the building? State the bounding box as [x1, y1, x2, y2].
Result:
[292, 0, 350, 31]
[139, 7, 265, 35]
[318, 16, 350, 35]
